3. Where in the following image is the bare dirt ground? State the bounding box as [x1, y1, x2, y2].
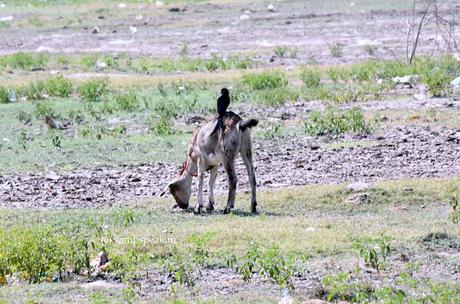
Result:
[1, 1, 459, 63]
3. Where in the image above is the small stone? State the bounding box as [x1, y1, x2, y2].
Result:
[92, 26, 100, 34]
[346, 181, 371, 192]
[129, 25, 137, 34]
[0, 16, 13, 22]
[95, 60, 107, 69]
[451, 76, 460, 90]
[239, 14, 250, 21]
[45, 171, 60, 181]
[118, 3, 127, 8]
[155, 0, 164, 7]
[267, 4, 276, 12]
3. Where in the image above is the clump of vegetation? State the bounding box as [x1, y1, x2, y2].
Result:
[44, 76, 73, 98]
[114, 91, 140, 111]
[227, 241, 295, 290]
[362, 44, 377, 56]
[163, 232, 214, 288]
[148, 115, 178, 136]
[352, 235, 392, 271]
[78, 78, 108, 103]
[329, 43, 344, 58]
[300, 67, 321, 88]
[0, 86, 9, 103]
[33, 102, 55, 119]
[274, 46, 287, 58]
[444, 187, 459, 224]
[304, 107, 373, 136]
[242, 71, 288, 90]
[19, 81, 45, 101]
[0, 52, 49, 70]
[264, 123, 283, 140]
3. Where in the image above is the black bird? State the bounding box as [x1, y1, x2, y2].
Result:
[210, 88, 230, 136]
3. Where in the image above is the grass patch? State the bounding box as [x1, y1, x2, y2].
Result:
[242, 70, 288, 90]
[304, 107, 374, 136]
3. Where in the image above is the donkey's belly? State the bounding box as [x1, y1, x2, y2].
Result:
[206, 152, 224, 166]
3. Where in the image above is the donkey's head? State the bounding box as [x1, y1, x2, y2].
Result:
[160, 157, 196, 209]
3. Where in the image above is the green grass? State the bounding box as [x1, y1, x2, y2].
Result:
[304, 107, 374, 136]
[0, 178, 459, 302]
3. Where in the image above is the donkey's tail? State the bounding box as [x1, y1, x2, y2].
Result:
[239, 118, 259, 132]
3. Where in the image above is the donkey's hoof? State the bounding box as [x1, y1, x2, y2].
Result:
[193, 207, 202, 215]
[206, 203, 214, 213]
[251, 208, 258, 215]
[223, 207, 232, 214]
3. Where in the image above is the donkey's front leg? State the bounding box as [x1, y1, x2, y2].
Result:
[223, 158, 237, 214]
[206, 166, 218, 212]
[194, 159, 206, 214]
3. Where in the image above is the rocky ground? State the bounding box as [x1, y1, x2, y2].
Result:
[2, 97, 460, 209]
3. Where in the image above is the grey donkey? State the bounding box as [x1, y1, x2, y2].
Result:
[161, 112, 258, 214]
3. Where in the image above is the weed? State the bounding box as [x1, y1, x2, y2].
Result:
[274, 46, 287, 58]
[0, 87, 9, 103]
[48, 129, 63, 148]
[16, 111, 32, 125]
[242, 71, 288, 90]
[44, 76, 73, 97]
[179, 42, 189, 57]
[329, 43, 344, 58]
[228, 241, 295, 290]
[362, 44, 377, 56]
[80, 54, 99, 70]
[112, 208, 135, 227]
[257, 87, 297, 106]
[422, 68, 451, 97]
[114, 91, 139, 111]
[19, 81, 45, 101]
[352, 235, 392, 271]
[300, 67, 321, 88]
[148, 115, 177, 136]
[444, 187, 459, 224]
[321, 272, 372, 302]
[33, 102, 55, 119]
[17, 129, 28, 150]
[264, 123, 283, 140]
[78, 78, 108, 103]
[164, 247, 195, 287]
[304, 107, 373, 136]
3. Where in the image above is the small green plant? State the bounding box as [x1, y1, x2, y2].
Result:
[112, 208, 135, 227]
[264, 123, 283, 140]
[300, 67, 321, 88]
[78, 78, 108, 103]
[16, 111, 32, 125]
[304, 107, 373, 136]
[114, 91, 139, 111]
[148, 115, 177, 136]
[165, 247, 195, 287]
[242, 71, 288, 90]
[0, 86, 9, 103]
[422, 68, 451, 97]
[44, 76, 73, 97]
[228, 241, 295, 290]
[444, 187, 459, 224]
[362, 44, 377, 56]
[330, 42, 344, 58]
[48, 129, 63, 148]
[257, 87, 296, 106]
[179, 42, 189, 57]
[352, 235, 392, 271]
[33, 102, 55, 119]
[20, 81, 45, 101]
[17, 129, 28, 150]
[274, 46, 287, 58]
